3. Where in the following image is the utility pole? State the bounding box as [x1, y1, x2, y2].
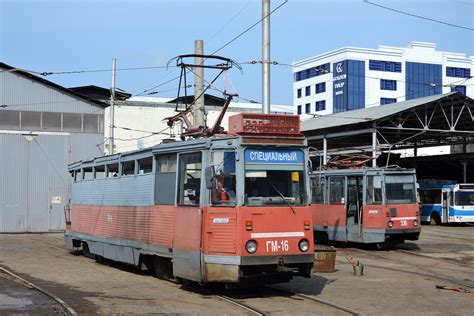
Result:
[109, 58, 116, 155]
[194, 40, 205, 127]
[262, 0, 271, 114]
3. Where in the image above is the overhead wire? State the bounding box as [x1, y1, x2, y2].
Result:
[210, 0, 288, 56]
[133, 0, 288, 97]
[0, 65, 176, 77]
[363, 0, 474, 31]
[206, 0, 253, 44]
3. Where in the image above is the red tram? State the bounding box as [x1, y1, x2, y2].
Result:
[65, 113, 314, 285]
[310, 167, 421, 247]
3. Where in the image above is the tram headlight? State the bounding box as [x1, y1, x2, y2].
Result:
[387, 221, 394, 228]
[413, 220, 419, 227]
[245, 240, 258, 254]
[299, 239, 309, 252]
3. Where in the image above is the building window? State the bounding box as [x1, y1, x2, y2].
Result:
[380, 79, 397, 90]
[297, 88, 302, 98]
[369, 60, 402, 72]
[380, 98, 397, 105]
[446, 67, 470, 78]
[305, 86, 311, 96]
[315, 100, 326, 111]
[305, 103, 310, 114]
[294, 63, 330, 82]
[451, 85, 466, 95]
[315, 82, 326, 94]
[297, 105, 302, 115]
[405, 62, 442, 100]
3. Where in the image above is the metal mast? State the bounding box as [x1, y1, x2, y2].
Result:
[109, 58, 116, 155]
[194, 40, 205, 127]
[262, 0, 271, 114]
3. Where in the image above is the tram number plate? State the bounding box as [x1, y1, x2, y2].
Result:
[400, 220, 407, 227]
[266, 240, 289, 252]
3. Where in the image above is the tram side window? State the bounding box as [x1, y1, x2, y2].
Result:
[95, 165, 106, 179]
[420, 189, 441, 204]
[177, 152, 202, 206]
[311, 176, 324, 203]
[121, 160, 135, 176]
[329, 177, 345, 204]
[82, 167, 93, 180]
[155, 153, 177, 205]
[210, 151, 236, 206]
[107, 163, 119, 178]
[138, 157, 153, 174]
[367, 175, 382, 204]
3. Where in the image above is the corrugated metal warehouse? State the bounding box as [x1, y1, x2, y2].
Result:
[0, 62, 106, 232]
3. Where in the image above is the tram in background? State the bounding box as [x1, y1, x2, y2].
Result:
[419, 182, 474, 224]
[65, 113, 314, 285]
[310, 167, 421, 247]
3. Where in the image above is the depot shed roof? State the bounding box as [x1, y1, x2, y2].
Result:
[301, 92, 474, 150]
[301, 92, 462, 132]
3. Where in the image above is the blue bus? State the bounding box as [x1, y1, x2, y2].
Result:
[419, 183, 474, 224]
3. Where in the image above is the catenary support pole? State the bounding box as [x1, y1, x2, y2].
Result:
[194, 40, 205, 127]
[262, 0, 270, 114]
[109, 58, 116, 155]
[323, 137, 327, 166]
[372, 129, 377, 167]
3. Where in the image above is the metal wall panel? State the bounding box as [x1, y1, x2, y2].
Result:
[27, 135, 69, 231]
[0, 134, 29, 232]
[0, 71, 104, 114]
[0, 132, 104, 232]
[69, 133, 104, 163]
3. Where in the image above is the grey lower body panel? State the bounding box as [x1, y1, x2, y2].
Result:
[173, 249, 202, 283]
[66, 231, 313, 283]
[65, 231, 172, 266]
[240, 253, 314, 265]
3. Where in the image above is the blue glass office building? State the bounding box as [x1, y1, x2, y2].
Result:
[293, 42, 473, 116]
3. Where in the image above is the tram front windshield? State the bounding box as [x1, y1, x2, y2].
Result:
[455, 191, 474, 206]
[385, 174, 416, 204]
[245, 170, 306, 206]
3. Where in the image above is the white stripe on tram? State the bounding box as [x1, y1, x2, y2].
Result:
[250, 232, 305, 238]
[391, 217, 417, 221]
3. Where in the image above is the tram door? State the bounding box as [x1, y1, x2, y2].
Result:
[442, 191, 450, 223]
[346, 176, 363, 242]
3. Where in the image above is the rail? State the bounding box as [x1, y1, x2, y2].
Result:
[0, 266, 77, 316]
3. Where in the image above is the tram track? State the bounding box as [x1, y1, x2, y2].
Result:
[0, 266, 77, 316]
[396, 248, 472, 268]
[348, 248, 474, 289]
[420, 230, 473, 243]
[184, 284, 266, 315]
[185, 283, 365, 316]
[267, 286, 366, 316]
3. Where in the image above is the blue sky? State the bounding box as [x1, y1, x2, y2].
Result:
[1, 0, 473, 105]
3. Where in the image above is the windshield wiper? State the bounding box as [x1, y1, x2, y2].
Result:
[269, 182, 296, 214]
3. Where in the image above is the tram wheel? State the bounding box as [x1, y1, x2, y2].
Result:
[154, 256, 173, 280]
[82, 242, 95, 259]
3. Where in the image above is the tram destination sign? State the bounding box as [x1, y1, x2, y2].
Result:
[245, 149, 303, 164]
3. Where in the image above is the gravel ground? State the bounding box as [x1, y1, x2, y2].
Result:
[0, 225, 472, 315]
